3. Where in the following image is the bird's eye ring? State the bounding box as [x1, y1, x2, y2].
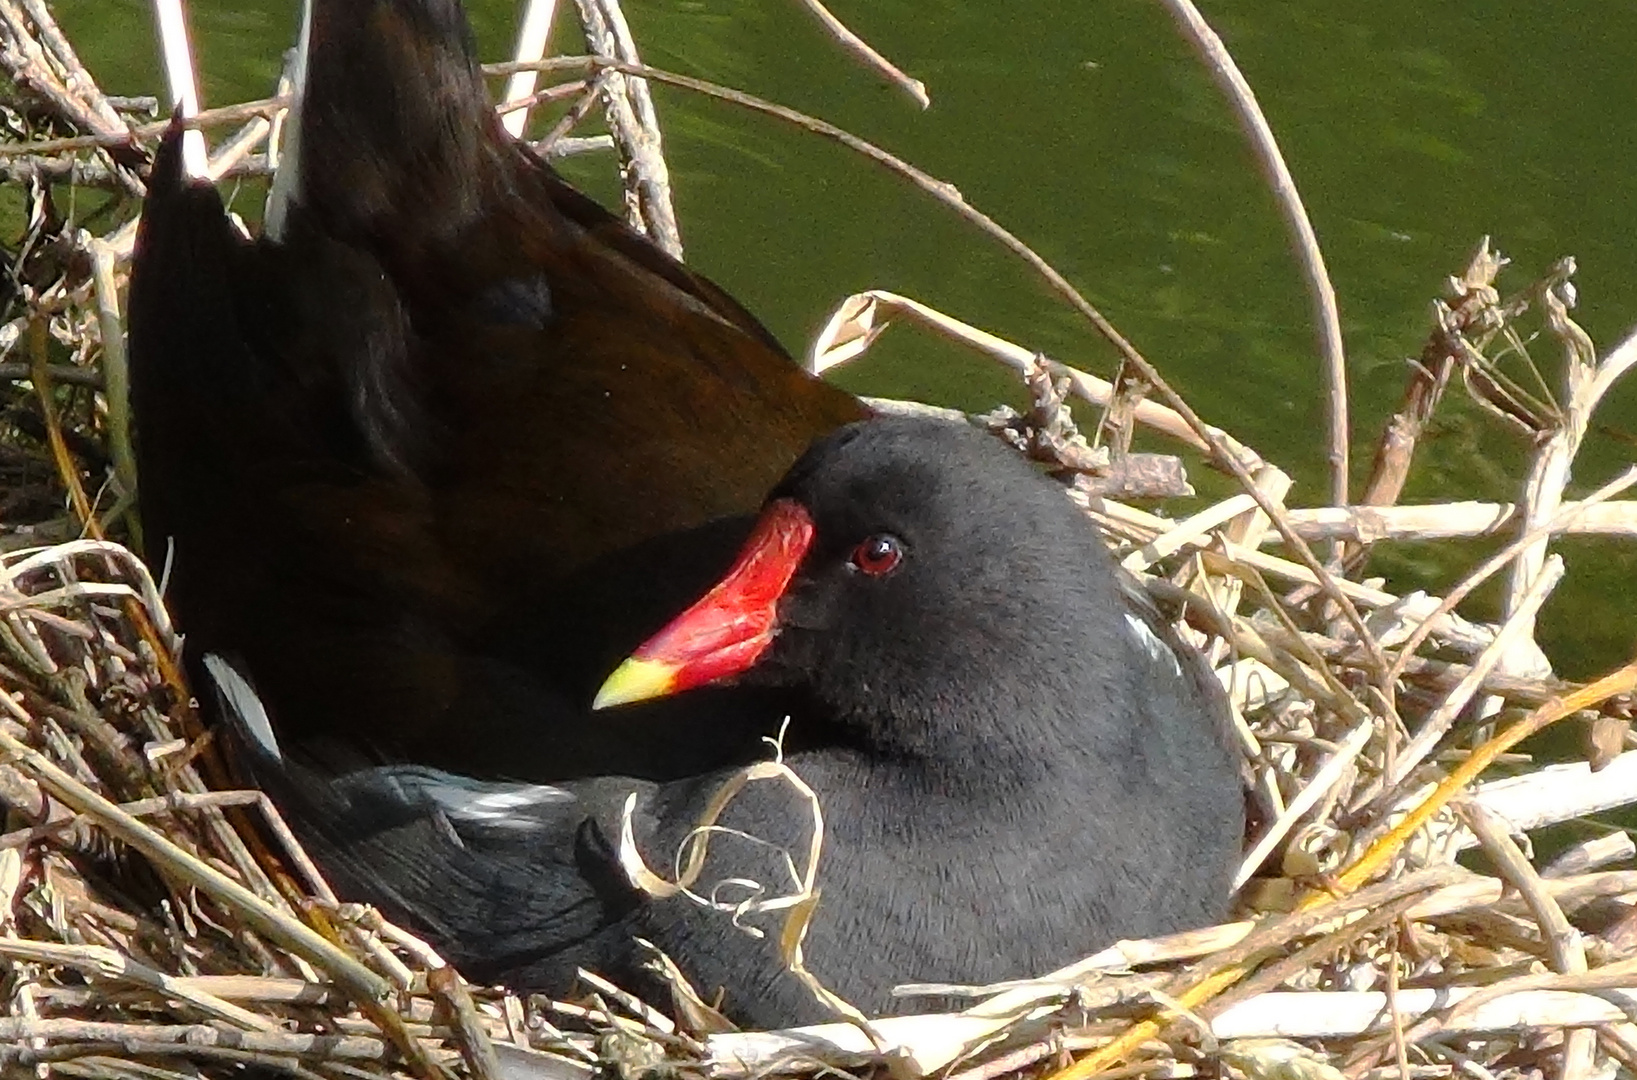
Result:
[850, 534, 903, 577]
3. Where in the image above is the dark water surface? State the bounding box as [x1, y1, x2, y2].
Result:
[51, 0, 1637, 676]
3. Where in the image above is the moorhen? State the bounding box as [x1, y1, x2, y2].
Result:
[127, 0, 863, 781]
[228, 416, 1245, 1028]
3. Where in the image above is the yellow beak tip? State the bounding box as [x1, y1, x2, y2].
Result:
[592, 657, 680, 711]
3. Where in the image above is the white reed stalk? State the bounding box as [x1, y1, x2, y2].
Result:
[150, 0, 207, 178]
[501, 0, 559, 137]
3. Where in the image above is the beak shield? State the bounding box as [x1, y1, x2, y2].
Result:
[592, 499, 814, 710]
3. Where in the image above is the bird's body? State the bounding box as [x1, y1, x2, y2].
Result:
[232, 418, 1244, 1028]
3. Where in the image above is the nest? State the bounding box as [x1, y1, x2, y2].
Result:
[5, 2, 1637, 1080]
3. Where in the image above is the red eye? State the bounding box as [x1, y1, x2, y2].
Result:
[850, 534, 903, 577]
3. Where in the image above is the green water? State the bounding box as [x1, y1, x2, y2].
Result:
[47, 0, 1637, 677]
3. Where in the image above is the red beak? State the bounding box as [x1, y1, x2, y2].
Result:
[592, 499, 814, 709]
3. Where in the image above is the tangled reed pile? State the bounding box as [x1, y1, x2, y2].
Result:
[4, 2, 1637, 1079]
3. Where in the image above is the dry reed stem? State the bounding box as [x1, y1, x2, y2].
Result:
[1543, 832, 1637, 879]
[808, 290, 1261, 467]
[572, 0, 682, 256]
[1235, 719, 1373, 889]
[1154, 0, 1348, 510]
[0, 939, 278, 1031]
[0, 95, 288, 158]
[499, 0, 558, 136]
[1502, 290, 1631, 653]
[1451, 804, 1592, 1080]
[151, 0, 207, 176]
[791, 0, 929, 108]
[1370, 466, 1637, 797]
[1356, 242, 1502, 513]
[1384, 553, 1565, 794]
[27, 318, 95, 530]
[1342, 661, 1637, 892]
[1277, 500, 1637, 543]
[0, 726, 392, 1001]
